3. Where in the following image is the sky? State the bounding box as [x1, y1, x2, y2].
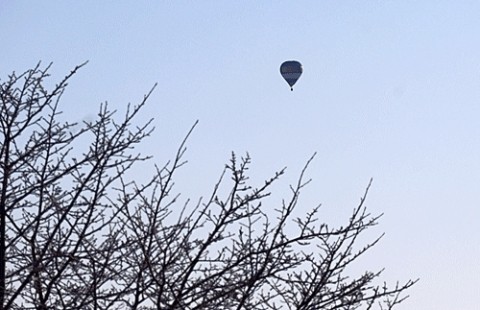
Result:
[2, 1, 480, 309]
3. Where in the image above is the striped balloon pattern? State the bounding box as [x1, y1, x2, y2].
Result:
[280, 60, 303, 91]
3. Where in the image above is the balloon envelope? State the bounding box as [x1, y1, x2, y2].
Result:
[280, 60, 303, 91]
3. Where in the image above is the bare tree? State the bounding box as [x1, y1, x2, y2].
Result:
[0, 64, 416, 310]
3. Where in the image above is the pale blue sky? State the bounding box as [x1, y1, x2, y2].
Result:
[2, 1, 480, 309]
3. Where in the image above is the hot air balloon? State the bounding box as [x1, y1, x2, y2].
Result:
[280, 60, 303, 91]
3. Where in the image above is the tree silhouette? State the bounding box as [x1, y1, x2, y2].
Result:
[0, 64, 416, 309]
